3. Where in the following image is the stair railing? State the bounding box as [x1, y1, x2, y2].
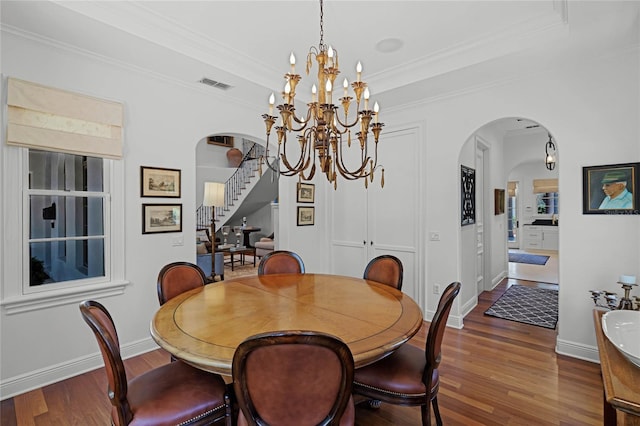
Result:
[196, 140, 266, 232]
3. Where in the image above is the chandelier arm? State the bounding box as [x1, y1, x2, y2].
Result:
[334, 113, 359, 129]
[333, 133, 371, 177]
[287, 107, 313, 131]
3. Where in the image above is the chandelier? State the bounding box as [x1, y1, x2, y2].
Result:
[260, 0, 384, 190]
[544, 132, 556, 171]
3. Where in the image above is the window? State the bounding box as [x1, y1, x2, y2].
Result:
[536, 192, 559, 215]
[27, 150, 108, 290]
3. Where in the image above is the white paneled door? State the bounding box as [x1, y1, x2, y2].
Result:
[329, 126, 421, 310]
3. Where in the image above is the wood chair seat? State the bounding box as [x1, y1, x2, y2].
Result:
[126, 360, 229, 425]
[353, 344, 438, 401]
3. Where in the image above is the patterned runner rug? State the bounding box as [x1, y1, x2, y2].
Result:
[508, 252, 549, 265]
[484, 285, 558, 329]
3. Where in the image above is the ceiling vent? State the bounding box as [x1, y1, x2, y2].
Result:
[199, 78, 232, 91]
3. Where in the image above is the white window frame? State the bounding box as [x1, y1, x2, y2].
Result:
[23, 151, 111, 295]
[0, 146, 128, 315]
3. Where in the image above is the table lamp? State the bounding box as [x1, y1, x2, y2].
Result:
[203, 182, 225, 279]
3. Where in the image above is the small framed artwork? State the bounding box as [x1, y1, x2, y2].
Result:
[297, 206, 315, 226]
[494, 188, 505, 215]
[142, 204, 182, 234]
[297, 182, 315, 203]
[582, 162, 639, 215]
[461, 165, 476, 226]
[140, 166, 181, 198]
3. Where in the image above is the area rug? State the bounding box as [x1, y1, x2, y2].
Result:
[508, 252, 549, 265]
[484, 285, 558, 329]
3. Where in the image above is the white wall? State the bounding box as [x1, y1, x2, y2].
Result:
[0, 32, 266, 397]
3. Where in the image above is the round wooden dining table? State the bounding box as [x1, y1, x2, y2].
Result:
[150, 273, 424, 376]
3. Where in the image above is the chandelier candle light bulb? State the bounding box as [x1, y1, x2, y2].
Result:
[620, 275, 637, 285]
[260, 0, 385, 189]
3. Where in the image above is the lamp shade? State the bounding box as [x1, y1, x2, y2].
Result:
[203, 182, 225, 206]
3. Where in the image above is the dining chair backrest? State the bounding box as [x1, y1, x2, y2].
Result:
[425, 281, 461, 379]
[157, 261, 207, 305]
[257, 250, 305, 276]
[80, 300, 134, 424]
[232, 330, 355, 426]
[363, 255, 403, 291]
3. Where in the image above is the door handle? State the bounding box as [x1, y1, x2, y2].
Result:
[370, 241, 374, 245]
[363, 240, 367, 245]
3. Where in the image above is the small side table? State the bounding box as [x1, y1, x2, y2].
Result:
[241, 226, 261, 247]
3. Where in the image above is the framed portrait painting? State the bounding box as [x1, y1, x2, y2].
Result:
[461, 165, 476, 226]
[141, 166, 181, 198]
[582, 162, 639, 215]
[297, 183, 315, 203]
[142, 204, 182, 234]
[297, 206, 315, 226]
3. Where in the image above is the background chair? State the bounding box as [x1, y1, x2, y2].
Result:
[157, 261, 208, 305]
[352, 281, 461, 426]
[232, 330, 355, 426]
[363, 255, 404, 291]
[257, 250, 305, 275]
[79, 300, 232, 426]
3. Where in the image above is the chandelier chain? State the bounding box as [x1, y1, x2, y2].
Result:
[319, 0, 324, 49]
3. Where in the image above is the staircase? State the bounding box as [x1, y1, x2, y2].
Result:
[196, 140, 273, 232]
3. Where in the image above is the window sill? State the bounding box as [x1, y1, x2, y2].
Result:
[0, 280, 130, 315]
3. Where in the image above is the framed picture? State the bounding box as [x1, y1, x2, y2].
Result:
[297, 182, 315, 203]
[297, 206, 315, 226]
[142, 204, 182, 234]
[140, 166, 181, 198]
[461, 165, 476, 226]
[494, 188, 505, 215]
[582, 162, 639, 215]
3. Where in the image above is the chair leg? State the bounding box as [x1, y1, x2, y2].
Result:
[432, 396, 443, 426]
[420, 403, 430, 426]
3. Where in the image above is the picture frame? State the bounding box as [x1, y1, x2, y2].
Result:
[297, 206, 315, 226]
[297, 182, 315, 203]
[461, 165, 476, 226]
[582, 162, 639, 215]
[140, 166, 181, 198]
[142, 204, 182, 234]
[494, 188, 505, 215]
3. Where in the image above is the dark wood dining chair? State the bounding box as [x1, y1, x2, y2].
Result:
[157, 261, 208, 305]
[363, 255, 404, 291]
[79, 300, 233, 426]
[232, 330, 355, 426]
[352, 281, 461, 426]
[257, 250, 305, 275]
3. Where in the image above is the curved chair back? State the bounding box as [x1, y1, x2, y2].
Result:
[363, 255, 403, 291]
[257, 250, 305, 276]
[233, 330, 355, 426]
[424, 281, 461, 382]
[80, 300, 132, 425]
[157, 261, 207, 305]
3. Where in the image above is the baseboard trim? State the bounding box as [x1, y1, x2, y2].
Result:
[556, 338, 600, 364]
[0, 337, 158, 401]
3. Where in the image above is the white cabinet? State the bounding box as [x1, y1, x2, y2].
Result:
[522, 225, 558, 251]
[329, 127, 420, 307]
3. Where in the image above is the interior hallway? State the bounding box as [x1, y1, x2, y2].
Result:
[508, 249, 559, 285]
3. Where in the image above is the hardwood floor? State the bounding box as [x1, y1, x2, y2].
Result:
[1, 278, 603, 426]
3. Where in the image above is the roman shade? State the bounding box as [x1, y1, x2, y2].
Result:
[533, 178, 558, 193]
[6, 77, 123, 159]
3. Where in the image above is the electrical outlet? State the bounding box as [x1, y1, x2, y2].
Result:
[434, 284, 440, 294]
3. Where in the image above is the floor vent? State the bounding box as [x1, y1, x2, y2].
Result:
[199, 77, 232, 90]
